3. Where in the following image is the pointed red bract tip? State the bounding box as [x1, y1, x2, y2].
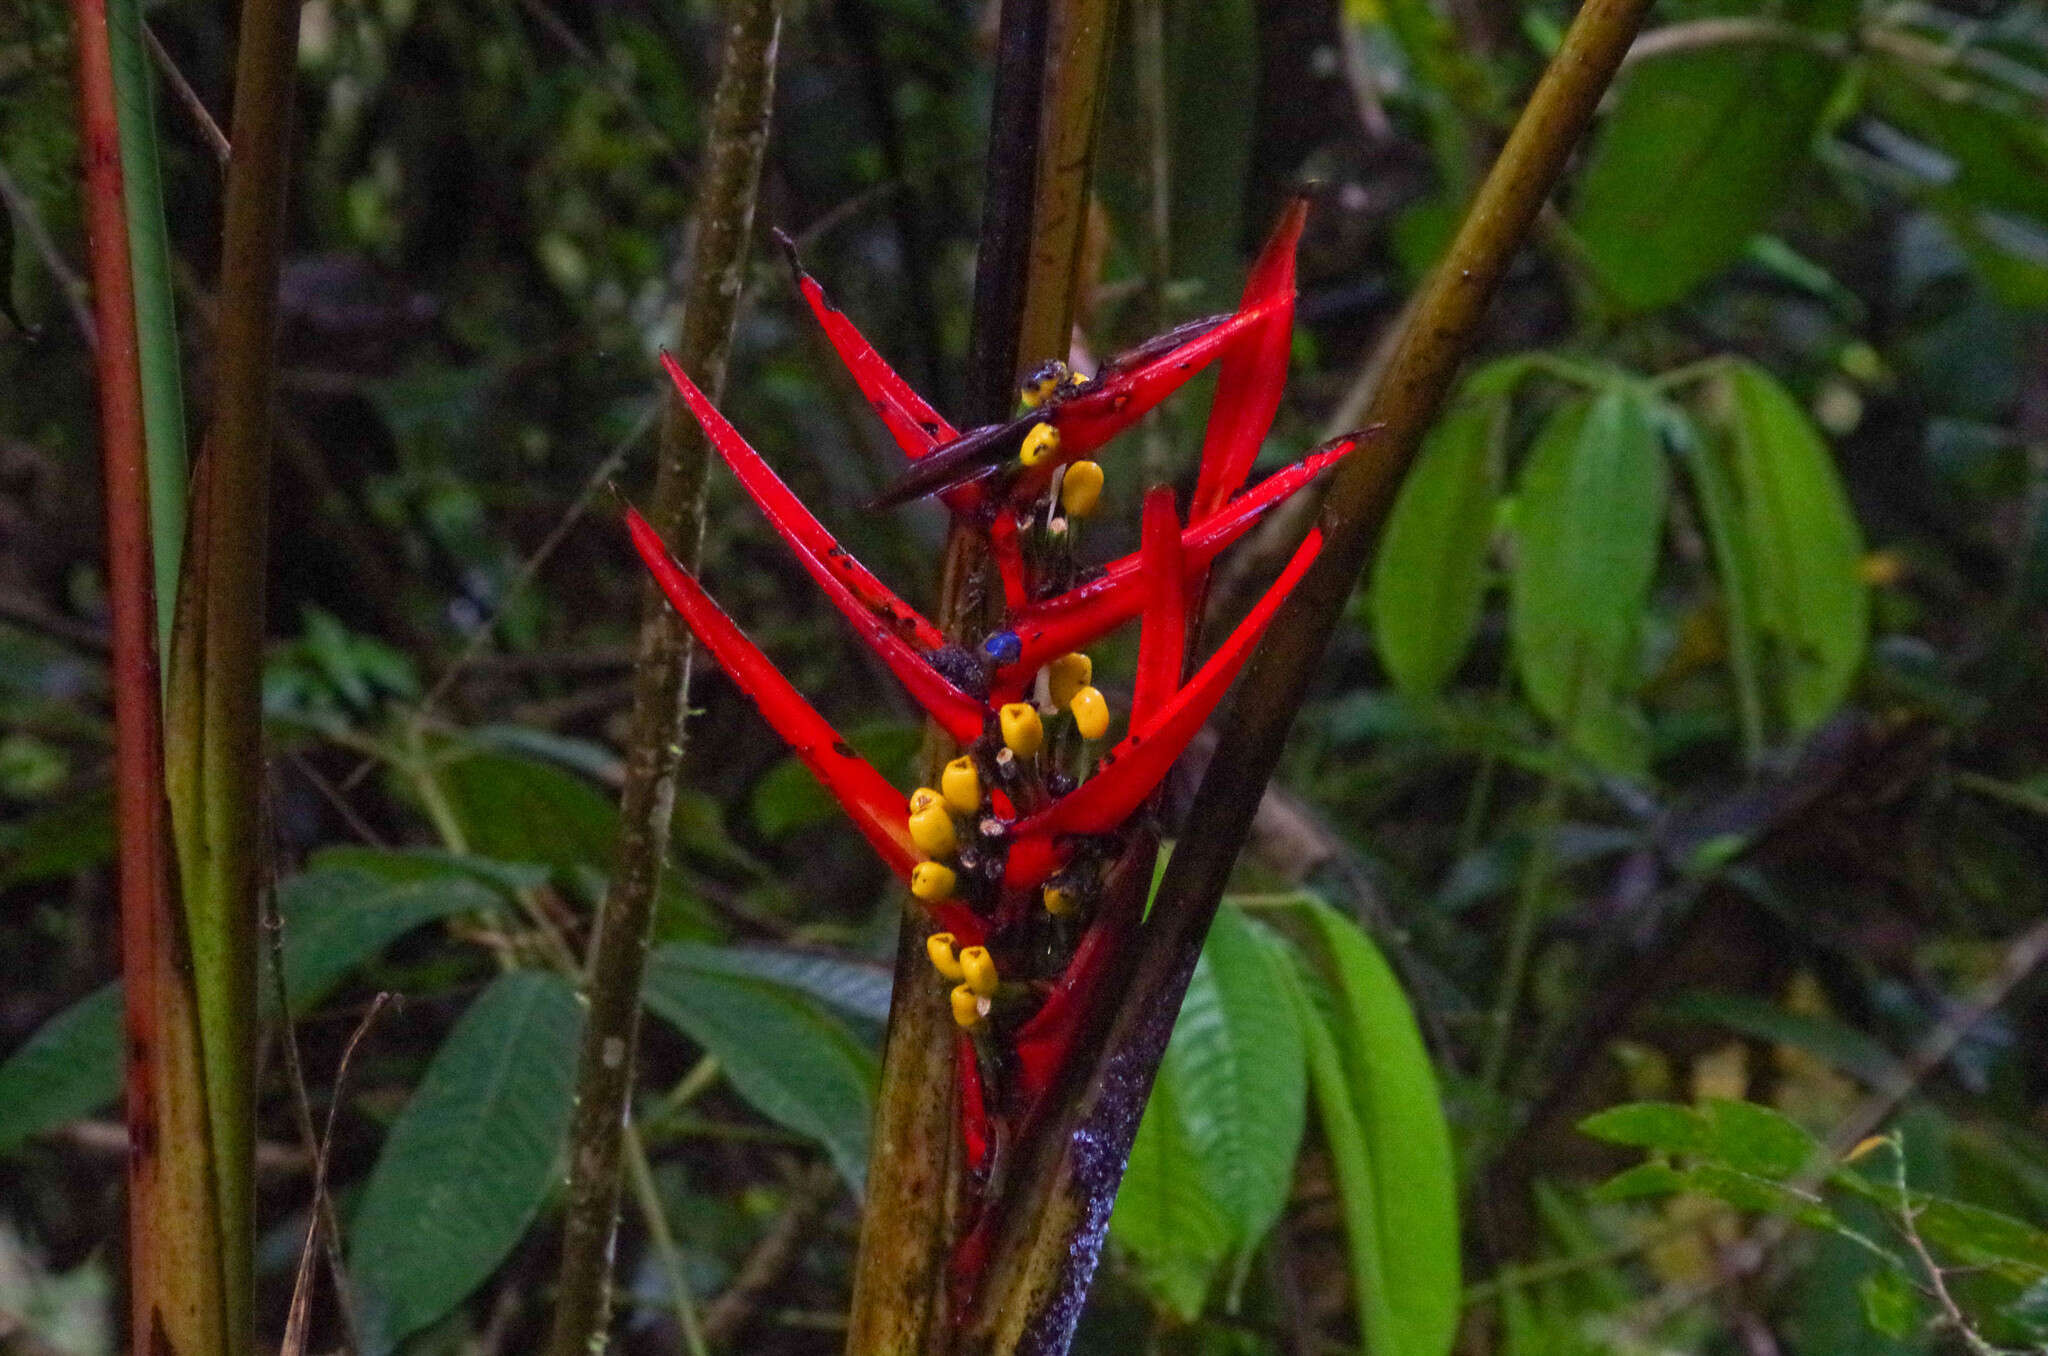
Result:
[658, 353, 985, 743]
[623, 506, 919, 879]
[1190, 198, 1307, 522]
[1018, 524, 1326, 839]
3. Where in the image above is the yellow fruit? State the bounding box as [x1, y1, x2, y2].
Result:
[941, 757, 981, 815]
[925, 931, 965, 979]
[999, 703, 1044, 757]
[1019, 422, 1062, 468]
[908, 786, 944, 816]
[1069, 685, 1110, 739]
[911, 862, 957, 903]
[1047, 653, 1092, 709]
[1060, 460, 1105, 517]
[909, 802, 957, 857]
[1043, 885, 1076, 916]
[958, 945, 999, 998]
[950, 984, 987, 1029]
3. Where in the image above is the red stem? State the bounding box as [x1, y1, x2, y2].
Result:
[71, 0, 176, 1343]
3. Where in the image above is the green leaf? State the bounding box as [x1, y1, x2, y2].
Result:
[0, 864, 503, 1158]
[349, 971, 584, 1354]
[1110, 1056, 1234, 1321]
[1152, 906, 1306, 1249]
[1860, 1268, 1925, 1340]
[1671, 408, 1768, 760]
[1713, 362, 1869, 730]
[1579, 1101, 1715, 1157]
[643, 944, 876, 1189]
[1371, 389, 1505, 697]
[1277, 897, 1460, 1356]
[1661, 990, 1903, 1087]
[1509, 388, 1668, 770]
[435, 750, 620, 879]
[1580, 1098, 1819, 1179]
[276, 867, 505, 1013]
[1570, 45, 1836, 311]
[1914, 1197, 2048, 1276]
[1587, 1160, 1690, 1202]
[657, 942, 892, 1026]
[0, 787, 114, 890]
[1699, 1098, 1823, 1178]
[0, 984, 121, 1155]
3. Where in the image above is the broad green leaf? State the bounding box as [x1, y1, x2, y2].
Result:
[1663, 989, 1903, 1086]
[1509, 389, 1668, 771]
[350, 971, 584, 1354]
[1371, 391, 1505, 697]
[1699, 1097, 1822, 1178]
[1579, 1102, 1715, 1156]
[1915, 1197, 2048, 1276]
[0, 864, 503, 1157]
[1570, 46, 1836, 311]
[275, 867, 506, 1013]
[0, 787, 114, 890]
[658, 942, 892, 1026]
[1110, 1057, 1234, 1321]
[1154, 905, 1306, 1248]
[1860, 1268, 1925, 1340]
[1671, 409, 1768, 759]
[1278, 897, 1460, 1356]
[643, 944, 876, 1189]
[1714, 362, 1868, 730]
[1587, 1160, 1689, 1203]
[435, 749, 619, 879]
[0, 984, 121, 1155]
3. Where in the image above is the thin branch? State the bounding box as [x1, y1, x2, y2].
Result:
[542, 1, 783, 1350]
[142, 22, 231, 167]
[0, 156, 98, 347]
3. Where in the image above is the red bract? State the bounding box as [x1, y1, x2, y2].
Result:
[624, 201, 1367, 1304]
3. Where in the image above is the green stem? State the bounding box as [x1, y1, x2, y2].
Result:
[543, 3, 783, 1351]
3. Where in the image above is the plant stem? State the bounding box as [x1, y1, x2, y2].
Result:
[106, 0, 188, 656]
[1479, 740, 1569, 1092]
[543, 3, 782, 1351]
[71, 1, 227, 1351]
[161, 0, 301, 1337]
[962, 0, 1658, 1345]
[847, 2, 1110, 1349]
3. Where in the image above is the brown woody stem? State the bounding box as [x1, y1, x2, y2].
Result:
[543, 2, 783, 1351]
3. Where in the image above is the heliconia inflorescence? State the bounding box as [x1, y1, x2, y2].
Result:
[625, 199, 1367, 1303]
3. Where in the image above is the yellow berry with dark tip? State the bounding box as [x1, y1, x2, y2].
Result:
[1000, 703, 1044, 757]
[1043, 885, 1077, 916]
[926, 931, 965, 980]
[941, 757, 981, 815]
[1047, 653, 1092, 709]
[958, 945, 999, 998]
[1069, 685, 1110, 739]
[1060, 460, 1104, 517]
[909, 802, 957, 857]
[951, 984, 988, 1029]
[911, 862, 957, 903]
[909, 786, 944, 816]
[1019, 423, 1062, 468]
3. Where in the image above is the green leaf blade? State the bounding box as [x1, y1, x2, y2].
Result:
[349, 970, 585, 1355]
